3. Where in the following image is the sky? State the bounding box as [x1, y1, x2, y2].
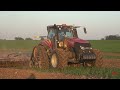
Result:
[0, 11, 120, 40]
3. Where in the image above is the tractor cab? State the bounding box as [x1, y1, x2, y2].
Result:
[47, 24, 80, 38]
[47, 24, 87, 49]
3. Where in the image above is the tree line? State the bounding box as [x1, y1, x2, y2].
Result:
[101, 34, 120, 40]
[14, 36, 46, 40]
[0, 36, 45, 40]
[14, 37, 33, 40]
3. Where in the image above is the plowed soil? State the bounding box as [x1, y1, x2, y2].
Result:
[0, 68, 93, 79]
[0, 51, 120, 79]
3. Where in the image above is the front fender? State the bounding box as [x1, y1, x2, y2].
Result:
[40, 39, 53, 49]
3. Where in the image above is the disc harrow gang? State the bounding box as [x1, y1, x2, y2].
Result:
[0, 53, 30, 68]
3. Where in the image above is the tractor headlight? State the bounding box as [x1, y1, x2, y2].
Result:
[59, 42, 67, 48]
[64, 44, 67, 48]
[80, 46, 85, 50]
[59, 42, 63, 47]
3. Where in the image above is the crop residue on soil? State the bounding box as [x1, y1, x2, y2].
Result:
[0, 51, 120, 79]
[0, 68, 91, 79]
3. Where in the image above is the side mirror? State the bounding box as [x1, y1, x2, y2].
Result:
[83, 27, 87, 34]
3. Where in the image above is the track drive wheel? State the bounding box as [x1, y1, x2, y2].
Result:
[29, 45, 49, 69]
[50, 49, 69, 69]
[93, 49, 103, 67]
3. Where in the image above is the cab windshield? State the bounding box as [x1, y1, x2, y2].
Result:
[58, 29, 73, 41]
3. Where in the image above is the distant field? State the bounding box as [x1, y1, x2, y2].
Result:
[89, 40, 120, 53]
[0, 40, 120, 53]
[0, 40, 40, 51]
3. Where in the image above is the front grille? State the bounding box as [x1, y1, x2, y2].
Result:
[79, 43, 91, 47]
[82, 53, 96, 60]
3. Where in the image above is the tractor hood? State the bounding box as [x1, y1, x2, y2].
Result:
[69, 37, 89, 43]
[66, 37, 91, 47]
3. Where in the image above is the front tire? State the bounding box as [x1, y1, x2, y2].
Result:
[93, 49, 103, 67]
[29, 45, 49, 69]
[50, 49, 68, 69]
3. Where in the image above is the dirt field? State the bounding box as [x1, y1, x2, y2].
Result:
[0, 68, 97, 79]
[102, 52, 120, 56]
[102, 59, 120, 68]
[0, 51, 120, 79]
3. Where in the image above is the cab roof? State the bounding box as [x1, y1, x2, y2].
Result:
[47, 24, 80, 29]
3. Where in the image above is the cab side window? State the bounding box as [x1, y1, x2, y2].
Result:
[48, 30, 55, 39]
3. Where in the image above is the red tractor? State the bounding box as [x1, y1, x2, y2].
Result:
[29, 24, 103, 69]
